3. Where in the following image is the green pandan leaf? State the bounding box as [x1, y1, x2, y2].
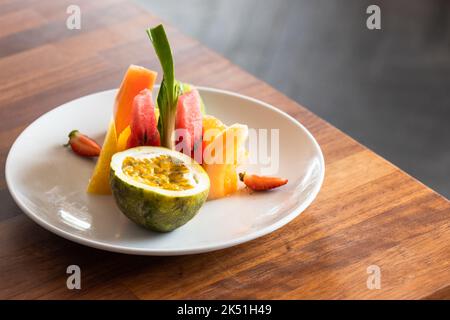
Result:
[147, 24, 180, 149]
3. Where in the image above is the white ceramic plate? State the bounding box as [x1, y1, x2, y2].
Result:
[6, 87, 324, 255]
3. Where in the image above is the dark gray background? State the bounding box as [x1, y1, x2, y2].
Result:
[137, 0, 450, 198]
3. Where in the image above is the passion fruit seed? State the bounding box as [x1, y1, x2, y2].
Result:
[122, 155, 194, 191]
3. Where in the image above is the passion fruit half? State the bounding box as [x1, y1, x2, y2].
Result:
[110, 146, 210, 232]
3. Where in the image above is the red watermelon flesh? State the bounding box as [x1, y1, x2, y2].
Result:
[175, 88, 203, 155]
[127, 89, 160, 148]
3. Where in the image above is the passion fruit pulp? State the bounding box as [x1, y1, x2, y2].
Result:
[110, 146, 210, 232]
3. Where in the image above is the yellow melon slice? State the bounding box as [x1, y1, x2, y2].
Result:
[203, 123, 248, 166]
[202, 122, 248, 200]
[87, 119, 118, 194]
[117, 125, 131, 152]
[202, 115, 226, 151]
[203, 164, 238, 199]
[155, 107, 160, 123]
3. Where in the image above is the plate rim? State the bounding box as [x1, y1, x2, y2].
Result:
[5, 86, 325, 256]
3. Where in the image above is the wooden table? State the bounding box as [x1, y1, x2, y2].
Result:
[1, 0, 449, 300]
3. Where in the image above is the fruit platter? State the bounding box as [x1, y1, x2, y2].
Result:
[5, 25, 325, 255]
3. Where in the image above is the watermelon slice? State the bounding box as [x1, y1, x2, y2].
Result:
[181, 83, 206, 114]
[175, 88, 203, 157]
[127, 89, 160, 148]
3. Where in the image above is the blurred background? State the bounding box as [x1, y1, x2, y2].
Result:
[137, 0, 450, 198]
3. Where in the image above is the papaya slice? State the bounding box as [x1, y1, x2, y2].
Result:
[114, 65, 157, 136]
[87, 119, 118, 194]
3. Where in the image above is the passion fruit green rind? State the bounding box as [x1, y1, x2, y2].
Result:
[110, 147, 210, 232]
[110, 173, 208, 232]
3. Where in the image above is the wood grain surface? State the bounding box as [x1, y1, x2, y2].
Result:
[0, 0, 449, 299]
